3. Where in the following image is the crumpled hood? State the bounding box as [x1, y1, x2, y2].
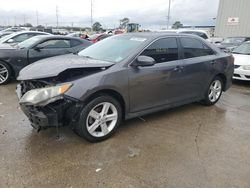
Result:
[17, 54, 114, 80]
[232, 53, 250, 66]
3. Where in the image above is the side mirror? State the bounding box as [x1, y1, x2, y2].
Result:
[6, 39, 14, 43]
[134, 55, 156, 67]
[34, 45, 44, 51]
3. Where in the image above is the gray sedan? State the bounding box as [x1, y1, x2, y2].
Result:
[17, 33, 234, 142]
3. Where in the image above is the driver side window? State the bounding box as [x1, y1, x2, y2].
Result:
[38, 39, 70, 49]
[140, 38, 179, 63]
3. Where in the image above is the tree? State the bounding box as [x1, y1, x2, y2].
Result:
[119, 17, 130, 29]
[172, 21, 183, 29]
[24, 23, 33, 27]
[92, 22, 102, 31]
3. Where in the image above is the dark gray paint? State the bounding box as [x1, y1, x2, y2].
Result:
[18, 33, 234, 120]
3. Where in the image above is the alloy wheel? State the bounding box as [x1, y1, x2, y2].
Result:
[86, 102, 118, 137]
[208, 80, 222, 102]
[0, 63, 9, 84]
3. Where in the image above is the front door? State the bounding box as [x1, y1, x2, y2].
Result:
[28, 39, 72, 63]
[128, 37, 188, 113]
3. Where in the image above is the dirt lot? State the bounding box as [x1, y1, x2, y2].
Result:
[0, 81, 250, 188]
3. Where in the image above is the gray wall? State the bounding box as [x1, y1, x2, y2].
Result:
[215, 0, 250, 37]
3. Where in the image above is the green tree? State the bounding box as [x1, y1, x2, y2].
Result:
[92, 22, 102, 31]
[119, 17, 130, 29]
[172, 21, 183, 29]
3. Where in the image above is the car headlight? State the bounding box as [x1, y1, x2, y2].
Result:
[19, 83, 73, 106]
[242, 65, 250, 70]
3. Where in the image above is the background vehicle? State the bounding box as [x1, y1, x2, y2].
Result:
[219, 37, 250, 51]
[17, 33, 234, 142]
[0, 31, 50, 44]
[67, 32, 89, 39]
[0, 35, 92, 84]
[232, 42, 250, 81]
[88, 33, 111, 43]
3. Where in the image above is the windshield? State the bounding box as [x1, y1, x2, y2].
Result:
[232, 43, 250, 55]
[223, 37, 245, 44]
[18, 36, 41, 49]
[78, 35, 148, 63]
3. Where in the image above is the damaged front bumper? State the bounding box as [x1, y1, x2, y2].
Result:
[17, 83, 83, 130]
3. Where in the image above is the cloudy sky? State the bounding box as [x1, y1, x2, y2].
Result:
[0, 0, 219, 29]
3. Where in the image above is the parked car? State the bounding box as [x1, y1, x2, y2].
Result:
[16, 33, 234, 142]
[156, 29, 210, 40]
[88, 33, 111, 43]
[0, 32, 12, 39]
[0, 35, 92, 84]
[0, 31, 51, 44]
[232, 42, 250, 81]
[67, 32, 89, 39]
[219, 37, 250, 51]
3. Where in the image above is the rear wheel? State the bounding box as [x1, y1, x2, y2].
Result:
[203, 76, 223, 106]
[0, 62, 11, 85]
[75, 95, 122, 142]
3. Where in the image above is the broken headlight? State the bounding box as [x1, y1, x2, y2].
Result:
[19, 83, 73, 106]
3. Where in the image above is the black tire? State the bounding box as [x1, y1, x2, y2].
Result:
[0, 61, 11, 85]
[74, 95, 122, 142]
[202, 76, 223, 106]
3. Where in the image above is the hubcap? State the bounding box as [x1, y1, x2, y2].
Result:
[0, 64, 8, 84]
[208, 80, 222, 102]
[86, 102, 118, 137]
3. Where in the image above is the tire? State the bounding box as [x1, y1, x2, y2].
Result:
[0, 61, 11, 85]
[203, 76, 223, 106]
[74, 95, 122, 142]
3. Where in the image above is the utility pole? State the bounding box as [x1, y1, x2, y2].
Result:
[90, 0, 93, 31]
[23, 14, 26, 25]
[14, 16, 16, 26]
[167, 0, 171, 29]
[36, 10, 39, 26]
[56, 6, 59, 28]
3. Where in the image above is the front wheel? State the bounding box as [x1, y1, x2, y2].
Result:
[203, 76, 223, 106]
[75, 95, 122, 142]
[0, 62, 11, 85]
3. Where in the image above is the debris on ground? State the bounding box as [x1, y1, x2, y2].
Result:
[128, 147, 141, 158]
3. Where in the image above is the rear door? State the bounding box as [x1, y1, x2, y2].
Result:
[179, 37, 217, 99]
[128, 37, 188, 112]
[27, 39, 72, 63]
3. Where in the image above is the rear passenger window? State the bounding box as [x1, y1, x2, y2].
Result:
[141, 38, 178, 63]
[180, 38, 214, 58]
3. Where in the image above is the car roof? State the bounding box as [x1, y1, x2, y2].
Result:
[33, 35, 84, 40]
[119, 32, 203, 40]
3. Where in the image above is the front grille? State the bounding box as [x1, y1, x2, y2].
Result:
[20, 81, 51, 96]
[234, 65, 241, 69]
[233, 74, 241, 78]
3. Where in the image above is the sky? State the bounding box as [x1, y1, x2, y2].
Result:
[0, 0, 220, 29]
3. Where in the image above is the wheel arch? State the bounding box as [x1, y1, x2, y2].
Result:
[83, 89, 127, 120]
[215, 73, 227, 91]
[0, 59, 14, 77]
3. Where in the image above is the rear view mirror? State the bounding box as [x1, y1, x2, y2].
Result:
[134, 55, 156, 67]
